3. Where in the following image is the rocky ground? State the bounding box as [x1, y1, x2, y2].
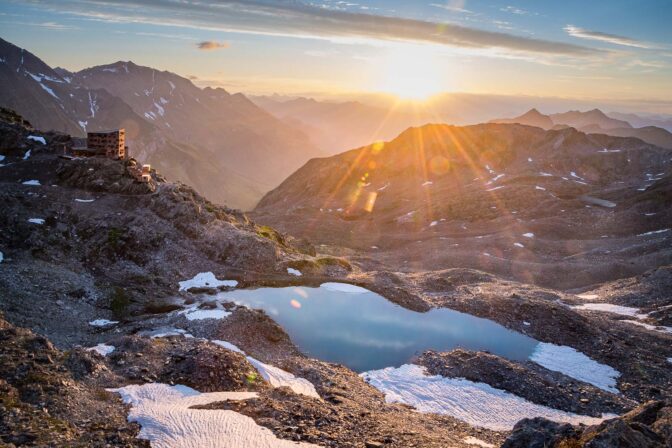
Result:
[0, 316, 148, 447]
[503, 400, 672, 448]
[1, 111, 671, 447]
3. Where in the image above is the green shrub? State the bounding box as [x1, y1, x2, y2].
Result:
[109, 287, 131, 318]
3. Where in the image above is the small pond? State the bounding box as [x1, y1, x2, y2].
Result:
[215, 283, 538, 372]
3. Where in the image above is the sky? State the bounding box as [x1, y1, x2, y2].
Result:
[1, 0, 671, 102]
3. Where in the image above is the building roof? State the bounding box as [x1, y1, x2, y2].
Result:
[87, 129, 125, 134]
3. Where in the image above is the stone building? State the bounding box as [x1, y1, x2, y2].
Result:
[82, 129, 127, 159]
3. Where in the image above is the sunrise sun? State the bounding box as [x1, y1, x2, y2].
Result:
[379, 46, 445, 100]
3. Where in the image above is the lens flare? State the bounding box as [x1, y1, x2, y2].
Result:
[290, 299, 302, 309]
[364, 191, 378, 212]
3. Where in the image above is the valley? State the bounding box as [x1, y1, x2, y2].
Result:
[1, 11, 672, 447]
[1, 101, 671, 446]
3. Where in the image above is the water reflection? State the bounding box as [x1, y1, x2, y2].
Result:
[216, 284, 537, 372]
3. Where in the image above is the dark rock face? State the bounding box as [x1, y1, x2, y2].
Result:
[503, 400, 672, 447]
[105, 336, 268, 393]
[501, 417, 580, 448]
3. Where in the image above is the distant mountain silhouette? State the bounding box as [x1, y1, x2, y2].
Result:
[491, 108, 672, 149]
[489, 108, 554, 129]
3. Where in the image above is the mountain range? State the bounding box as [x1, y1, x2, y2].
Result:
[252, 95, 430, 155]
[490, 108, 672, 149]
[0, 37, 321, 210]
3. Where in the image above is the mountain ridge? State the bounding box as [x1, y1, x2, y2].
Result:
[0, 37, 321, 210]
[490, 107, 672, 149]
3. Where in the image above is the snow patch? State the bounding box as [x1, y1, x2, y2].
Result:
[320, 282, 370, 294]
[211, 340, 319, 398]
[178, 272, 237, 291]
[148, 328, 194, 339]
[535, 185, 546, 191]
[576, 293, 599, 300]
[287, 268, 302, 276]
[27, 218, 45, 224]
[27, 135, 46, 145]
[246, 357, 319, 398]
[180, 309, 231, 321]
[75, 198, 95, 203]
[573, 303, 645, 319]
[37, 82, 59, 99]
[464, 437, 495, 448]
[211, 340, 245, 354]
[23, 150, 31, 160]
[421, 180, 433, 186]
[638, 229, 670, 237]
[89, 319, 119, 327]
[22, 179, 40, 186]
[361, 364, 614, 431]
[485, 186, 505, 191]
[78, 120, 87, 131]
[621, 320, 672, 334]
[109, 383, 319, 448]
[88, 92, 98, 118]
[522, 233, 534, 238]
[87, 343, 115, 356]
[529, 343, 620, 393]
[513, 242, 524, 248]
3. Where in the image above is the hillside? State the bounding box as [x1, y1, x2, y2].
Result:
[0, 38, 321, 210]
[254, 123, 672, 289]
[74, 63, 322, 200]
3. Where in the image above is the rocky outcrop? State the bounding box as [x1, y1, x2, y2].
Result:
[503, 400, 672, 447]
[0, 315, 147, 447]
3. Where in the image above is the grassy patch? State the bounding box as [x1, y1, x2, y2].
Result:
[256, 225, 286, 246]
[107, 227, 123, 248]
[109, 287, 131, 318]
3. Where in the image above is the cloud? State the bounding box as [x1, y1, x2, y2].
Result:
[430, 1, 474, 14]
[0, 19, 78, 30]
[41, 0, 601, 58]
[197, 40, 229, 50]
[500, 6, 535, 16]
[564, 25, 651, 49]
